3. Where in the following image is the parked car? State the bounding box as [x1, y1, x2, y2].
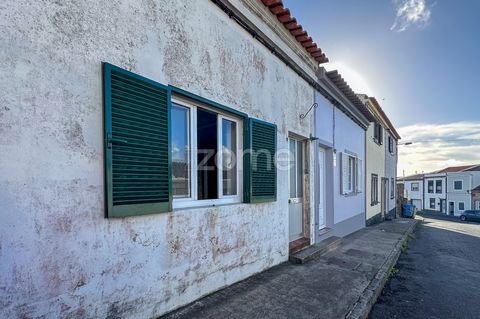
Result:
[459, 210, 480, 222]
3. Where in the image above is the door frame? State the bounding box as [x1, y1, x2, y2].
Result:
[381, 178, 388, 218]
[317, 147, 326, 230]
[448, 201, 455, 215]
[288, 135, 307, 242]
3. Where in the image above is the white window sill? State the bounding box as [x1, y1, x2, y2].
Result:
[173, 196, 242, 210]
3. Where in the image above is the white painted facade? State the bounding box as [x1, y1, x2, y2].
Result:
[365, 123, 385, 224]
[313, 70, 370, 241]
[446, 171, 480, 216]
[424, 173, 447, 212]
[0, 1, 319, 318]
[401, 177, 424, 210]
[384, 130, 398, 215]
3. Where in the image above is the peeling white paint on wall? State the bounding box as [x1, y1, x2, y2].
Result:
[0, 0, 316, 318]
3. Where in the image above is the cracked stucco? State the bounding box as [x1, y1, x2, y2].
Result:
[0, 0, 315, 318]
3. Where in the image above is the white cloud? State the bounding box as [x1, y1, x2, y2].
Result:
[391, 0, 432, 32]
[398, 121, 480, 176]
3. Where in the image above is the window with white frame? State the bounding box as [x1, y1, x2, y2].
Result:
[341, 152, 362, 195]
[458, 202, 465, 211]
[411, 182, 419, 192]
[436, 180, 442, 193]
[172, 98, 242, 208]
[428, 180, 434, 193]
[454, 180, 463, 190]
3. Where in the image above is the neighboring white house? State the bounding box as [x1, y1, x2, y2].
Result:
[0, 1, 332, 318]
[399, 173, 424, 210]
[446, 165, 480, 216]
[424, 172, 447, 212]
[384, 126, 400, 217]
[359, 96, 399, 225]
[313, 69, 374, 242]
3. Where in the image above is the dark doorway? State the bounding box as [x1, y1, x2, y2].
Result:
[449, 201, 454, 215]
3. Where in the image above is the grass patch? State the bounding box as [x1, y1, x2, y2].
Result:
[388, 266, 399, 278]
[401, 233, 416, 253]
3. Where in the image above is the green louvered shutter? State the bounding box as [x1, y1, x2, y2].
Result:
[103, 63, 171, 217]
[247, 118, 277, 203]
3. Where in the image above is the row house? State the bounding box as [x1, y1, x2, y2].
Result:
[399, 165, 480, 215]
[358, 95, 401, 225]
[444, 165, 480, 215]
[311, 70, 374, 243]
[424, 171, 447, 212]
[399, 173, 425, 209]
[0, 0, 389, 318]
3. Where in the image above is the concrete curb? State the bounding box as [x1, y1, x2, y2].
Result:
[345, 219, 419, 319]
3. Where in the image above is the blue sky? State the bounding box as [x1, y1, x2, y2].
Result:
[284, 0, 480, 175]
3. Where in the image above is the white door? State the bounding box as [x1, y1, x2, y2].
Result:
[318, 148, 326, 229]
[412, 199, 422, 210]
[288, 138, 304, 242]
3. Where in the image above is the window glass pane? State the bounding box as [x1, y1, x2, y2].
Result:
[459, 202, 465, 210]
[222, 119, 237, 196]
[454, 181, 462, 190]
[348, 157, 355, 191]
[197, 108, 218, 200]
[289, 140, 296, 198]
[436, 180, 442, 193]
[296, 141, 303, 197]
[172, 104, 190, 198]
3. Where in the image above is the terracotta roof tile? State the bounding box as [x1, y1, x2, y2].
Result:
[260, 0, 328, 64]
[436, 165, 480, 173]
[326, 70, 376, 122]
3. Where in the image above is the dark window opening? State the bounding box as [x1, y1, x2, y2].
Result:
[436, 180, 442, 193]
[428, 180, 434, 193]
[197, 108, 218, 200]
[454, 181, 462, 190]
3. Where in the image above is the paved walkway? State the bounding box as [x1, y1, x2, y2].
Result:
[370, 214, 480, 319]
[161, 218, 416, 319]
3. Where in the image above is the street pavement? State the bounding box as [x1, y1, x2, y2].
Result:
[369, 212, 480, 319]
[161, 218, 416, 319]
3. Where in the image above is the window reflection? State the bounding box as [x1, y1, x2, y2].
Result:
[172, 104, 190, 198]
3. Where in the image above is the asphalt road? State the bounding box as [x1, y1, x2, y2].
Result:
[369, 213, 480, 319]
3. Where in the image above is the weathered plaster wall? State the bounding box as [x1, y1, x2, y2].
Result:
[365, 123, 385, 220]
[0, 0, 315, 318]
[384, 131, 397, 213]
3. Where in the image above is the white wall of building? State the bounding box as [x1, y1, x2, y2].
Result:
[314, 91, 366, 238]
[384, 131, 397, 215]
[365, 124, 385, 223]
[424, 174, 446, 212]
[0, 1, 317, 318]
[403, 179, 424, 209]
[446, 172, 480, 215]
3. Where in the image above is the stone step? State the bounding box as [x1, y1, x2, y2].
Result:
[289, 236, 342, 264]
